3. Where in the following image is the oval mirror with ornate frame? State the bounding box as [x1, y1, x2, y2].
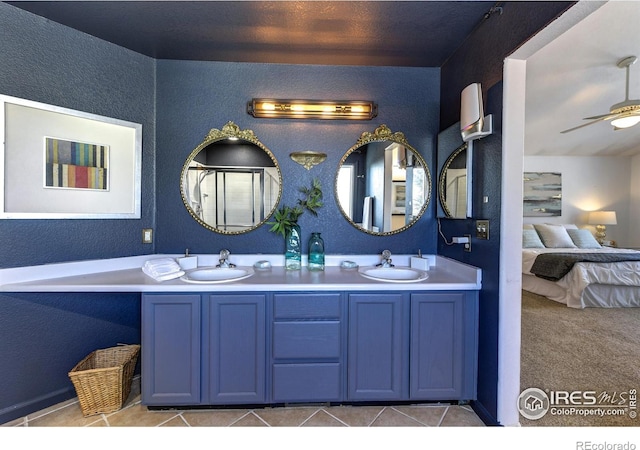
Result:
[438, 142, 469, 219]
[335, 124, 432, 236]
[180, 121, 282, 234]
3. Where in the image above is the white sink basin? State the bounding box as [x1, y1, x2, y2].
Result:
[358, 266, 429, 283]
[180, 267, 254, 283]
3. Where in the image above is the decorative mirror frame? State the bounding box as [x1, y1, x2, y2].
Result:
[180, 121, 282, 234]
[438, 141, 470, 219]
[335, 124, 432, 236]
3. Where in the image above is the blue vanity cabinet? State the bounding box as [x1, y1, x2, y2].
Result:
[141, 288, 478, 408]
[409, 292, 478, 401]
[205, 294, 266, 404]
[271, 293, 344, 402]
[142, 294, 202, 405]
[348, 293, 407, 401]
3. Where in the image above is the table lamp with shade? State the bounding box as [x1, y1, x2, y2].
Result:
[588, 211, 617, 244]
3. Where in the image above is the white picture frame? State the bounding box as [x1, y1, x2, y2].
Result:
[0, 94, 142, 219]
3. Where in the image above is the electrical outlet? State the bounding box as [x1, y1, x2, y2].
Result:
[476, 220, 489, 240]
[142, 228, 153, 244]
[463, 234, 472, 252]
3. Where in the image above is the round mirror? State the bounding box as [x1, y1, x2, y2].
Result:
[180, 121, 282, 234]
[335, 124, 431, 235]
[438, 142, 468, 219]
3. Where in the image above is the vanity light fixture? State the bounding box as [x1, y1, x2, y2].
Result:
[290, 151, 327, 170]
[247, 99, 378, 120]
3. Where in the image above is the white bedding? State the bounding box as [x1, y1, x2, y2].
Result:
[522, 247, 640, 308]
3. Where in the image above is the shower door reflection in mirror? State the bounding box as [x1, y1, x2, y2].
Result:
[185, 166, 279, 232]
[180, 122, 282, 234]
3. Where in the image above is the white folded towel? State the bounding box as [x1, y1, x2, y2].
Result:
[142, 258, 185, 281]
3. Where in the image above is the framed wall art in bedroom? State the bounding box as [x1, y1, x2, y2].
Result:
[523, 171, 562, 217]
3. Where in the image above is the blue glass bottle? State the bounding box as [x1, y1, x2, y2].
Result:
[308, 232, 325, 271]
[285, 224, 302, 270]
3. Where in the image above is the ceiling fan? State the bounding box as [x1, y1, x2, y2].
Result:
[561, 55, 640, 133]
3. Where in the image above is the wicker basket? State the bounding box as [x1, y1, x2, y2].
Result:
[68, 344, 140, 417]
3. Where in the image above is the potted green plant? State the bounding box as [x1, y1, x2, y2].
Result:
[268, 179, 323, 269]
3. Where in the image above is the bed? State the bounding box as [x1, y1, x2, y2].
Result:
[522, 223, 640, 308]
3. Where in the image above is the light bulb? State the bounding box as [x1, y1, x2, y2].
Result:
[611, 115, 640, 129]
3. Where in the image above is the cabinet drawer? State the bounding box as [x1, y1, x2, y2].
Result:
[272, 363, 342, 402]
[273, 321, 341, 359]
[273, 293, 341, 319]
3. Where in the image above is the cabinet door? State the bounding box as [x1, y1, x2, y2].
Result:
[142, 294, 201, 405]
[410, 292, 477, 400]
[207, 294, 266, 404]
[348, 293, 405, 401]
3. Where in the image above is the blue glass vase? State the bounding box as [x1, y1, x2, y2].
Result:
[285, 224, 302, 270]
[308, 232, 325, 271]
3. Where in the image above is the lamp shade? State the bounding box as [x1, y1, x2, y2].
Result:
[588, 210, 617, 225]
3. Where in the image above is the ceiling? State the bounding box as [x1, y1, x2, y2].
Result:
[525, 1, 640, 157]
[5, 1, 495, 67]
[8, 1, 640, 157]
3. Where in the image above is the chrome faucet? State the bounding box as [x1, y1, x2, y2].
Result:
[216, 249, 236, 268]
[376, 249, 394, 268]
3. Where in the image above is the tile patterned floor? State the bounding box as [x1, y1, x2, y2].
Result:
[3, 377, 485, 427]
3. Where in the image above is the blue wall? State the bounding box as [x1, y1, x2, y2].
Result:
[0, 4, 157, 268]
[155, 60, 440, 256]
[0, 4, 153, 423]
[0, 292, 141, 421]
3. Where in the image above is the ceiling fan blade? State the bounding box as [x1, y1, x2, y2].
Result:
[582, 112, 619, 121]
[560, 117, 610, 134]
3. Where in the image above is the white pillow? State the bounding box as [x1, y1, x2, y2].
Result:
[523, 229, 545, 248]
[533, 224, 577, 248]
[523, 224, 535, 230]
[567, 229, 602, 249]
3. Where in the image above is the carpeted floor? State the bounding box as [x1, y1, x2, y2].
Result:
[520, 290, 640, 427]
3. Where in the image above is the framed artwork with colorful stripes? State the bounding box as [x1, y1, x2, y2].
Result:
[45, 137, 109, 191]
[1, 94, 141, 219]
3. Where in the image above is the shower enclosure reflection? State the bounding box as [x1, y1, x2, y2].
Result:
[185, 165, 279, 232]
[180, 122, 282, 234]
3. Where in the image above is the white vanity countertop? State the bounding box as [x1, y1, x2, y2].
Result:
[0, 254, 482, 293]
